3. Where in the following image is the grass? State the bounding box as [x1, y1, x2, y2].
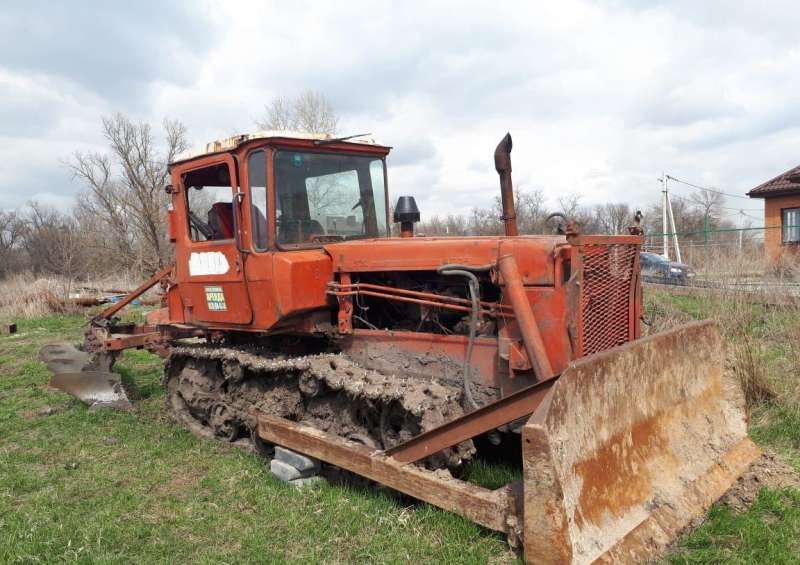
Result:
[0, 315, 517, 564]
[645, 290, 800, 563]
[669, 489, 800, 564]
[1, 295, 799, 563]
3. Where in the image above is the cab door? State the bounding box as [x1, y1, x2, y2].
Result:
[175, 154, 253, 325]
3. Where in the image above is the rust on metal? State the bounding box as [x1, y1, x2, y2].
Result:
[342, 328, 501, 387]
[257, 412, 519, 536]
[95, 264, 173, 321]
[498, 254, 555, 380]
[384, 374, 556, 464]
[494, 133, 518, 236]
[328, 281, 513, 317]
[521, 321, 759, 564]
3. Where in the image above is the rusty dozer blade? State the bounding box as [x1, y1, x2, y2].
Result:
[40, 342, 132, 410]
[521, 321, 760, 564]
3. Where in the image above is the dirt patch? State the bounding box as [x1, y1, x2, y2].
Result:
[153, 470, 204, 499]
[718, 450, 800, 512]
[19, 405, 58, 420]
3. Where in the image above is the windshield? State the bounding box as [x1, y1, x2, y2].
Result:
[274, 151, 387, 247]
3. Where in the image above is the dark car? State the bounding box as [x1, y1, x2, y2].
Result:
[639, 252, 695, 285]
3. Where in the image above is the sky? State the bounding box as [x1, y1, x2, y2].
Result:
[3, 0, 799, 225]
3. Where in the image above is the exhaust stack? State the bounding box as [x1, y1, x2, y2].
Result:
[494, 133, 518, 237]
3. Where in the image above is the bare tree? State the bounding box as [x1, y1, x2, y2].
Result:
[20, 202, 87, 288]
[593, 203, 631, 235]
[256, 90, 338, 135]
[557, 193, 583, 219]
[68, 113, 188, 274]
[689, 189, 725, 224]
[515, 190, 548, 234]
[468, 205, 503, 235]
[0, 210, 25, 278]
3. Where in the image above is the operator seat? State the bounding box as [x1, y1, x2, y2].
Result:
[277, 218, 325, 244]
[207, 202, 234, 240]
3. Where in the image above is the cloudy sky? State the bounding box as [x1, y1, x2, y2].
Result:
[3, 1, 798, 224]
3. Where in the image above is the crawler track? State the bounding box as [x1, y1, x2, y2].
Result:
[164, 343, 477, 469]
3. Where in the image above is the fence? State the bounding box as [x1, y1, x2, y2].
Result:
[643, 224, 799, 278]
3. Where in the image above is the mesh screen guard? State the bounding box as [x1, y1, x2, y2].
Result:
[579, 242, 639, 356]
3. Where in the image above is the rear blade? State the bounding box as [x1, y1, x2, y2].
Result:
[39, 342, 90, 367]
[521, 320, 759, 564]
[48, 371, 132, 410]
[41, 343, 132, 410]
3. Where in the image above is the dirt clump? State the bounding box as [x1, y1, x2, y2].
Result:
[718, 450, 800, 512]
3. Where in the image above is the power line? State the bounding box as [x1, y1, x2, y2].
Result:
[666, 191, 762, 214]
[665, 174, 753, 200]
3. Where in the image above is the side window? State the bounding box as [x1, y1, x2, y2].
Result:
[248, 151, 268, 250]
[783, 207, 800, 243]
[370, 159, 387, 230]
[183, 163, 234, 242]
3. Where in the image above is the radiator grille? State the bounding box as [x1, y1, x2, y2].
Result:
[580, 243, 638, 355]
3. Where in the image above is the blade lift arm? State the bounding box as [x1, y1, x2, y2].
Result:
[93, 264, 174, 324]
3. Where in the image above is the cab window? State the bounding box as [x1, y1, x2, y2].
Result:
[274, 151, 387, 248]
[248, 151, 268, 250]
[183, 163, 234, 242]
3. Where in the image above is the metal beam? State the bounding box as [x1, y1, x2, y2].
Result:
[256, 413, 517, 535]
[384, 376, 556, 464]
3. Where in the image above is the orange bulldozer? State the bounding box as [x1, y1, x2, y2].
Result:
[42, 130, 758, 563]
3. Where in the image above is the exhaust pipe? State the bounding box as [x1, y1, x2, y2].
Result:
[494, 133, 518, 237]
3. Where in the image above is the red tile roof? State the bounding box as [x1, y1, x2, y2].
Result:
[748, 164, 800, 197]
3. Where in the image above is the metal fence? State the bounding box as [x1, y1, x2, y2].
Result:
[643, 224, 799, 276]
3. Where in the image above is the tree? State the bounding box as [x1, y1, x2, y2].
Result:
[256, 90, 338, 135]
[0, 210, 25, 278]
[68, 113, 188, 273]
[689, 189, 725, 224]
[557, 193, 583, 219]
[515, 189, 548, 234]
[20, 201, 87, 288]
[593, 203, 631, 235]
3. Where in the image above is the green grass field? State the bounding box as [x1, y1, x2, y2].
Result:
[1, 297, 798, 563]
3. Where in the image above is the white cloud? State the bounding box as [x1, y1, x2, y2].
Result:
[6, 0, 799, 223]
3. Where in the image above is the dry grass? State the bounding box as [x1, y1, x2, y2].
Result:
[0, 274, 74, 320]
[0, 271, 149, 322]
[645, 279, 800, 416]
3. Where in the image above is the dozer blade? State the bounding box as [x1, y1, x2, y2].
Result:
[40, 343, 132, 410]
[521, 320, 760, 564]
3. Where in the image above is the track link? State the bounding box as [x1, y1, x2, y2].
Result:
[164, 343, 476, 469]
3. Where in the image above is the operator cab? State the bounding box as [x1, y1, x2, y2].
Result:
[171, 131, 391, 252]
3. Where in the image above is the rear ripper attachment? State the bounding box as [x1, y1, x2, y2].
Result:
[41, 265, 177, 410]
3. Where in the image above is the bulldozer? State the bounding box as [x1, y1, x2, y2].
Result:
[41, 130, 759, 563]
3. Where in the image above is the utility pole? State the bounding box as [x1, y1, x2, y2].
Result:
[661, 173, 669, 260]
[665, 186, 682, 263]
[703, 211, 710, 279]
[738, 211, 744, 254]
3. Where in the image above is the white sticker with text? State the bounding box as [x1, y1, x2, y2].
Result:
[189, 251, 229, 276]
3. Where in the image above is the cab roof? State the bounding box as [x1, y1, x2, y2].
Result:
[171, 130, 386, 165]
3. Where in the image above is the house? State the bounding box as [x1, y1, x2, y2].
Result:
[747, 166, 800, 262]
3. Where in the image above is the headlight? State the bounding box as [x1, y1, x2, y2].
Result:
[670, 267, 681, 273]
